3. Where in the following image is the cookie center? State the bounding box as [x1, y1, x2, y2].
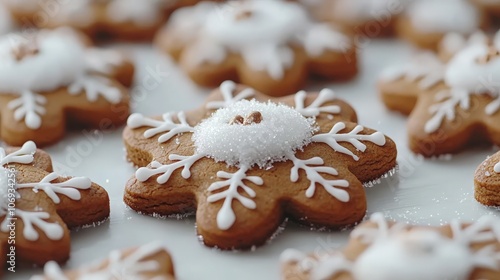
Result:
[193, 100, 315, 168]
[12, 39, 39, 62]
[229, 111, 262, 125]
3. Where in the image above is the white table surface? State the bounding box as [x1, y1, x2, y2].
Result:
[6, 39, 500, 280]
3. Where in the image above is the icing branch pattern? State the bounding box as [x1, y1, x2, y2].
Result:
[68, 75, 122, 104]
[16, 172, 91, 204]
[294, 89, 341, 117]
[136, 154, 205, 184]
[312, 122, 386, 161]
[206, 167, 264, 230]
[425, 88, 471, 133]
[206, 81, 255, 110]
[7, 91, 47, 130]
[1, 210, 64, 241]
[288, 152, 349, 201]
[127, 111, 195, 143]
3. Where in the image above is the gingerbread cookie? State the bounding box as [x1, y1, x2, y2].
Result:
[378, 51, 445, 115]
[0, 28, 133, 147]
[300, 0, 409, 37]
[4, 0, 203, 41]
[0, 141, 110, 270]
[123, 81, 397, 250]
[407, 36, 500, 156]
[396, 0, 487, 50]
[474, 151, 500, 206]
[155, 1, 357, 96]
[30, 242, 175, 279]
[281, 212, 500, 280]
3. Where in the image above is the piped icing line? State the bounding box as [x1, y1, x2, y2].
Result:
[130, 82, 389, 231]
[0, 29, 124, 129]
[379, 52, 445, 90]
[0, 141, 92, 241]
[425, 41, 500, 134]
[168, 1, 351, 80]
[31, 242, 173, 280]
[281, 213, 500, 280]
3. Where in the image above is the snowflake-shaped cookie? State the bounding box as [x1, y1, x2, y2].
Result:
[407, 35, 500, 156]
[156, 0, 356, 96]
[474, 150, 500, 206]
[123, 80, 397, 250]
[3, 0, 197, 41]
[281, 212, 500, 280]
[0, 28, 133, 147]
[31, 242, 175, 280]
[0, 141, 110, 271]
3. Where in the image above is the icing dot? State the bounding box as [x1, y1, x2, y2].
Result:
[494, 162, 500, 173]
[193, 100, 315, 168]
[353, 230, 473, 280]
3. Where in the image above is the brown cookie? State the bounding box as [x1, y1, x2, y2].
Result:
[378, 51, 445, 116]
[471, 0, 500, 18]
[30, 242, 175, 280]
[300, 0, 408, 38]
[396, 0, 488, 50]
[0, 141, 110, 272]
[281, 213, 500, 280]
[474, 151, 500, 206]
[0, 28, 133, 147]
[407, 39, 500, 156]
[123, 80, 397, 250]
[4, 0, 205, 41]
[155, 1, 357, 96]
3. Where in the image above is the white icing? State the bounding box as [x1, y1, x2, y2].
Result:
[106, 0, 163, 26]
[407, 0, 480, 34]
[0, 29, 125, 128]
[193, 99, 316, 168]
[207, 166, 263, 230]
[134, 82, 389, 231]
[380, 52, 445, 90]
[168, 1, 351, 79]
[16, 172, 91, 204]
[0, 167, 9, 212]
[0, 3, 13, 35]
[440, 31, 488, 57]
[128, 111, 195, 143]
[32, 242, 172, 280]
[494, 161, 500, 173]
[294, 89, 341, 117]
[283, 213, 500, 280]
[0, 141, 91, 241]
[311, 122, 386, 161]
[331, 0, 406, 22]
[0, 31, 86, 94]
[425, 43, 500, 133]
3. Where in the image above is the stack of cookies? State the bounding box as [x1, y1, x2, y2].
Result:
[0, 0, 499, 279]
